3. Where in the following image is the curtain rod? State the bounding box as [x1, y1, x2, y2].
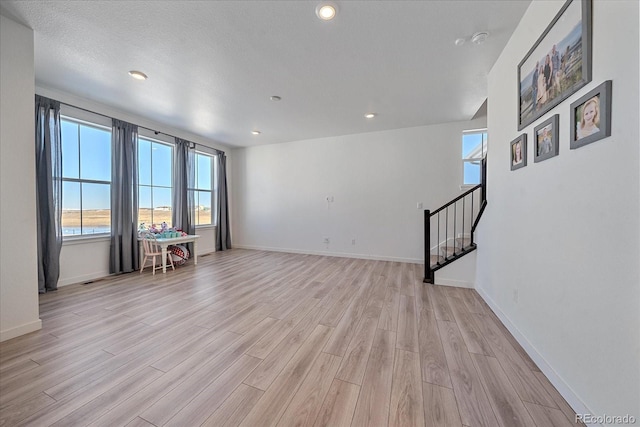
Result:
[56, 99, 225, 155]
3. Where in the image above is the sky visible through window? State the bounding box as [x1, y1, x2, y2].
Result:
[194, 153, 213, 225]
[61, 118, 215, 235]
[61, 120, 111, 209]
[138, 138, 173, 227]
[61, 119, 112, 235]
[138, 138, 173, 208]
[462, 131, 487, 185]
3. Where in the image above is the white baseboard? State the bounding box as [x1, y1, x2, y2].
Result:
[58, 249, 217, 287]
[475, 286, 597, 426]
[233, 245, 422, 264]
[0, 319, 42, 342]
[434, 277, 474, 288]
[58, 271, 110, 287]
[236, 245, 472, 287]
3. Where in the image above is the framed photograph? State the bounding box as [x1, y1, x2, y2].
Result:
[534, 114, 560, 163]
[517, 0, 592, 130]
[510, 134, 527, 171]
[570, 80, 612, 149]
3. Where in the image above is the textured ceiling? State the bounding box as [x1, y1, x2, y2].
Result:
[0, 0, 530, 148]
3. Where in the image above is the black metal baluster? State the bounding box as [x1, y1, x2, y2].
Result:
[462, 196, 465, 249]
[424, 209, 431, 282]
[453, 201, 457, 255]
[482, 156, 487, 202]
[471, 190, 474, 246]
[445, 207, 448, 259]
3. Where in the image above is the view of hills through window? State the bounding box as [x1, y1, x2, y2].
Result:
[193, 153, 214, 226]
[138, 138, 173, 228]
[61, 118, 216, 236]
[61, 119, 111, 236]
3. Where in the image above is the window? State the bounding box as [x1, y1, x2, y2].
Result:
[61, 118, 112, 236]
[138, 137, 173, 227]
[192, 152, 217, 226]
[462, 129, 487, 185]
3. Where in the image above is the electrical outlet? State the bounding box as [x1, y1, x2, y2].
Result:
[513, 289, 519, 303]
[417, 202, 423, 209]
[323, 237, 330, 244]
[351, 238, 356, 245]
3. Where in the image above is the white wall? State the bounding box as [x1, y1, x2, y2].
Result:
[0, 15, 42, 341]
[436, 251, 477, 289]
[58, 227, 217, 287]
[232, 118, 485, 285]
[478, 0, 639, 420]
[58, 238, 110, 287]
[34, 88, 228, 287]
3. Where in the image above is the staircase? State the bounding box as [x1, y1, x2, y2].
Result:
[424, 158, 487, 284]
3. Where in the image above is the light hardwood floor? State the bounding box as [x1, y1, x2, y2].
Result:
[0, 249, 584, 426]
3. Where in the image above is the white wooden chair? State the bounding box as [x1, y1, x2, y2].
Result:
[140, 233, 174, 275]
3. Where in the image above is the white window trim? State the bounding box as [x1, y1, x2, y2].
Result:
[62, 234, 110, 246]
[462, 129, 487, 188]
[460, 184, 478, 190]
[191, 151, 216, 227]
[195, 224, 217, 230]
[61, 114, 111, 131]
[60, 116, 112, 240]
[138, 136, 175, 227]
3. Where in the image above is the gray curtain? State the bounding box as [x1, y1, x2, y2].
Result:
[35, 95, 63, 293]
[110, 119, 139, 274]
[216, 152, 231, 251]
[172, 138, 195, 251]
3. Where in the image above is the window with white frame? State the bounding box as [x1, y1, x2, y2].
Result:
[138, 137, 174, 227]
[61, 118, 112, 236]
[192, 152, 217, 226]
[462, 129, 487, 186]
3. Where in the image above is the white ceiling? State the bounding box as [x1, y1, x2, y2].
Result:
[0, 0, 530, 148]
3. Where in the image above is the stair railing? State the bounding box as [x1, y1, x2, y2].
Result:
[424, 157, 487, 283]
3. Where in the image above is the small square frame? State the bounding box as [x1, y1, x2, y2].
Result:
[570, 80, 612, 149]
[510, 134, 527, 171]
[534, 114, 560, 163]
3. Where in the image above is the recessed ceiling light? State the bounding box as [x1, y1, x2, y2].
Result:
[471, 32, 489, 45]
[128, 70, 148, 80]
[316, 2, 337, 21]
[364, 113, 377, 119]
[454, 38, 466, 46]
[270, 96, 282, 101]
[251, 130, 261, 135]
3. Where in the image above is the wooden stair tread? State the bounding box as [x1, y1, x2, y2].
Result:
[455, 237, 471, 246]
[440, 246, 457, 256]
[439, 243, 475, 257]
[430, 255, 444, 267]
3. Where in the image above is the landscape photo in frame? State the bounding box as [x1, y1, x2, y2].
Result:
[518, 0, 592, 130]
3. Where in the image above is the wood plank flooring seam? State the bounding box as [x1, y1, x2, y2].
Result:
[0, 250, 585, 427]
